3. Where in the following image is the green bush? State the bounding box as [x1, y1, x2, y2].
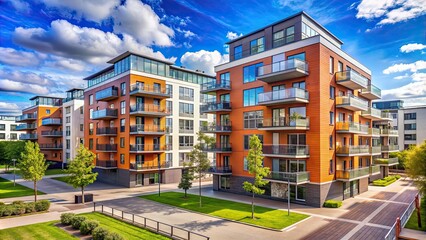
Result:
[373, 175, 400, 187]
[12, 201, 25, 205]
[35, 200, 50, 212]
[25, 202, 36, 213]
[323, 200, 342, 208]
[92, 226, 109, 240]
[0, 202, 4, 205]
[2, 206, 12, 216]
[12, 205, 26, 215]
[71, 216, 87, 229]
[79, 219, 99, 235]
[60, 213, 76, 225]
[105, 232, 124, 240]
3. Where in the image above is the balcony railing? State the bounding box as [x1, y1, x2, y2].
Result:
[370, 146, 382, 155]
[360, 84, 381, 99]
[381, 112, 392, 120]
[336, 145, 370, 156]
[130, 124, 165, 134]
[336, 167, 370, 180]
[336, 95, 369, 111]
[380, 129, 398, 136]
[200, 102, 231, 113]
[15, 113, 37, 122]
[258, 88, 309, 105]
[266, 171, 310, 183]
[179, 128, 194, 134]
[129, 144, 170, 152]
[96, 144, 117, 152]
[40, 130, 63, 137]
[335, 70, 368, 90]
[369, 165, 381, 175]
[207, 166, 232, 174]
[16, 123, 37, 131]
[129, 84, 171, 98]
[336, 122, 369, 134]
[96, 127, 117, 135]
[361, 107, 382, 120]
[201, 80, 231, 93]
[369, 128, 381, 136]
[129, 104, 171, 116]
[129, 162, 171, 171]
[92, 108, 118, 120]
[96, 160, 118, 168]
[200, 124, 232, 133]
[381, 145, 399, 152]
[200, 143, 232, 152]
[263, 144, 309, 157]
[95, 87, 118, 101]
[374, 157, 399, 166]
[257, 59, 309, 83]
[39, 144, 63, 150]
[19, 133, 38, 140]
[257, 117, 309, 130]
[41, 118, 62, 126]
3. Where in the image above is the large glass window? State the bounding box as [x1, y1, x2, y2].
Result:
[301, 22, 319, 39]
[287, 53, 306, 61]
[244, 135, 263, 150]
[234, 45, 242, 60]
[220, 94, 230, 103]
[243, 87, 263, 106]
[244, 111, 263, 129]
[286, 26, 295, 43]
[250, 37, 264, 55]
[404, 113, 416, 120]
[179, 102, 194, 117]
[179, 87, 194, 101]
[289, 107, 306, 118]
[120, 101, 126, 114]
[179, 136, 194, 147]
[243, 62, 263, 83]
[404, 123, 416, 130]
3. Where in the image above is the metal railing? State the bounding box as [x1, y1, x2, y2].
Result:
[369, 165, 380, 174]
[257, 59, 309, 77]
[93, 203, 210, 240]
[96, 160, 117, 168]
[129, 84, 171, 96]
[200, 124, 232, 132]
[130, 162, 171, 170]
[361, 84, 381, 98]
[96, 127, 118, 135]
[381, 129, 398, 135]
[15, 113, 37, 122]
[336, 122, 369, 133]
[385, 194, 419, 240]
[258, 117, 309, 128]
[16, 123, 37, 130]
[336, 95, 369, 110]
[370, 146, 382, 154]
[95, 87, 118, 101]
[382, 145, 399, 151]
[130, 124, 165, 133]
[41, 118, 62, 125]
[129, 144, 171, 152]
[39, 143, 63, 149]
[335, 69, 368, 88]
[130, 104, 171, 115]
[41, 130, 63, 137]
[370, 128, 381, 135]
[336, 145, 370, 155]
[362, 107, 382, 118]
[263, 144, 309, 156]
[200, 102, 231, 112]
[96, 144, 117, 152]
[374, 157, 399, 165]
[266, 171, 310, 183]
[336, 167, 370, 180]
[207, 166, 232, 174]
[258, 88, 309, 104]
[381, 112, 392, 119]
[200, 143, 232, 152]
[92, 108, 118, 119]
[201, 80, 231, 92]
[19, 133, 38, 140]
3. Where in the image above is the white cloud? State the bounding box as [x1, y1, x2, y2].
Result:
[8, 0, 30, 13]
[394, 74, 410, 80]
[40, 0, 120, 23]
[0, 79, 49, 95]
[180, 50, 228, 75]
[356, 0, 426, 25]
[45, 56, 88, 72]
[0, 47, 41, 67]
[176, 28, 196, 38]
[383, 60, 426, 74]
[112, 0, 174, 47]
[274, 0, 314, 10]
[0, 101, 21, 113]
[0, 68, 49, 85]
[226, 31, 243, 40]
[400, 43, 426, 53]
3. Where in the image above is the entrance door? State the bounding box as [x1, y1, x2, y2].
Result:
[273, 133, 279, 155]
[272, 108, 285, 126]
[343, 182, 351, 199]
[136, 174, 143, 186]
[223, 156, 230, 167]
[351, 180, 359, 196]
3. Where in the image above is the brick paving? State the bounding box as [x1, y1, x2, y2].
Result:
[339, 201, 383, 221]
[348, 226, 389, 240]
[368, 203, 408, 226]
[370, 191, 397, 200]
[393, 189, 418, 203]
[303, 219, 358, 240]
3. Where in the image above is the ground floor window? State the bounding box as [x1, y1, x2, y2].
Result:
[220, 176, 230, 189]
[136, 174, 143, 186]
[290, 185, 306, 201]
[147, 173, 159, 184]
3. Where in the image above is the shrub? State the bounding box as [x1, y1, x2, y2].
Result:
[2, 206, 12, 216]
[12, 201, 25, 205]
[105, 232, 124, 240]
[60, 213, 76, 225]
[79, 219, 99, 235]
[0, 206, 5, 217]
[12, 205, 26, 215]
[25, 202, 36, 213]
[93, 226, 109, 240]
[323, 200, 342, 208]
[0, 202, 4, 205]
[71, 215, 87, 229]
[372, 175, 400, 187]
[35, 200, 50, 212]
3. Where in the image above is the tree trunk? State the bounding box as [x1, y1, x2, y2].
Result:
[185, 189, 187, 198]
[81, 186, 85, 204]
[199, 171, 202, 208]
[252, 191, 254, 219]
[34, 181, 37, 202]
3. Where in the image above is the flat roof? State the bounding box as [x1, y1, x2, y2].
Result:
[66, 88, 84, 92]
[107, 51, 175, 65]
[29, 96, 64, 100]
[83, 65, 114, 80]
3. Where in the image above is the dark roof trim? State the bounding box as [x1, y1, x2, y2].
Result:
[29, 96, 64, 100]
[66, 88, 85, 92]
[83, 65, 114, 80]
[169, 65, 215, 78]
[106, 51, 175, 65]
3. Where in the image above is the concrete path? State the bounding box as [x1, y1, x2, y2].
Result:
[400, 228, 426, 239]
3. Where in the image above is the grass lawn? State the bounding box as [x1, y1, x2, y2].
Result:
[0, 221, 77, 240]
[141, 192, 309, 230]
[0, 177, 44, 199]
[52, 176, 69, 183]
[45, 169, 66, 175]
[405, 210, 426, 231]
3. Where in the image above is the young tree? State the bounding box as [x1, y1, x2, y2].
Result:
[18, 141, 48, 202]
[189, 132, 215, 207]
[178, 166, 194, 198]
[406, 141, 426, 195]
[66, 145, 98, 204]
[243, 134, 270, 219]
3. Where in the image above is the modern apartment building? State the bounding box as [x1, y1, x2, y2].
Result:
[16, 96, 64, 166]
[62, 89, 85, 165]
[205, 12, 398, 207]
[0, 115, 22, 141]
[83, 51, 214, 187]
[373, 100, 404, 131]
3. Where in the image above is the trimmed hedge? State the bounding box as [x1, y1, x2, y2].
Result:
[60, 213, 76, 225]
[372, 175, 401, 187]
[323, 200, 342, 208]
[80, 219, 99, 235]
[105, 232, 124, 240]
[92, 226, 124, 240]
[0, 200, 50, 217]
[71, 216, 87, 229]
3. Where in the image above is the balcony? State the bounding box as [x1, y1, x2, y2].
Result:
[336, 145, 370, 156]
[258, 117, 309, 131]
[335, 70, 368, 90]
[39, 144, 63, 150]
[207, 166, 232, 175]
[370, 165, 381, 175]
[19, 133, 38, 140]
[336, 95, 368, 111]
[265, 171, 310, 184]
[129, 84, 171, 99]
[179, 128, 194, 134]
[258, 88, 309, 106]
[336, 122, 369, 134]
[381, 145, 399, 152]
[130, 124, 166, 135]
[257, 59, 309, 83]
[96, 144, 117, 152]
[263, 144, 309, 158]
[336, 167, 370, 181]
[370, 146, 382, 155]
[96, 127, 117, 136]
[41, 118, 62, 126]
[15, 113, 37, 122]
[361, 107, 382, 120]
[92, 108, 118, 120]
[179, 144, 194, 150]
[200, 124, 232, 133]
[380, 129, 398, 136]
[129, 104, 171, 117]
[374, 157, 399, 166]
[200, 143, 232, 153]
[200, 80, 231, 94]
[129, 162, 171, 171]
[95, 87, 118, 101]
[129, 144, 170, 153]
[200, 102, 231, 113]
[381, 112, 393, 121]
[368, 128, 381, 137]
[96, 160, 118, 169]
[16, 123, 37, 131]
[360, 84, 381, 100]
[40, 130, 63, 137]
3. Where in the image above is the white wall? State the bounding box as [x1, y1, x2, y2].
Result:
[62, 99, 85, 163]
[397, 106, 426, 150]
[0, 118, 22, 141]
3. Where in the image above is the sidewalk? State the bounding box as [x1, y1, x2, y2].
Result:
[400, 228, 426, 240]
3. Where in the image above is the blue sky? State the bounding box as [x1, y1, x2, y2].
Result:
[0, 0, 425, 114]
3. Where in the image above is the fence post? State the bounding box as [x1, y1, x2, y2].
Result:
[112, 208, 114, 217]
[415, 194, 422, 228]
[93, 202, 96, 212]
[122, 211, 124, 219]
[188, 231, 190, 240]
[101, 205, 103, 213]
[132, 214, 134, 224]
[157, 222, 159, 232]
[144, 218, 146, 228]
[396, 217, 401, 239]
[171, 226, 173, 237]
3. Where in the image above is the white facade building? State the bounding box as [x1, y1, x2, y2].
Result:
[0, 115, 22, 141]
[397, 105, 426, 150]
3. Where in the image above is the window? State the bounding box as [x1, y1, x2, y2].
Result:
[66, 139, 70, 149]
[66, 116, 70, 123]
[166, 84, 173, 96]
[329, 159, 334, 174]
[329, 135, 333, 149]
[89, 139, 93, 150]
[0, 133, 5, 139]
[166, 118, 172, 133]
[179, 119, 194, 133]
[120, 137, 125, 148]
[179, 87, 194, 101]
[404, 134, 416, 140]
[243, 62, 263, 83]
[65, 106, 71, 114]
[80, 107, 84, 114]
[120, 118, 125, 132]
[121, 82, 126, 96]
[250, 37, 264, 55]
[66, 126, 70, 136]
[273, 25, 295, 47]
[286, 26, 295, 43]
[166, 100, 172, 113]
[89, 123, 94, 135]
[10, 124, 17, 131]
[330, 111, 335, 125]
[404, 123, 416, 130]
[338, 61, 343, 72]
[330, 86, 335, 99]
[301, 22, 319, 39]
[46, 109, 50, 114]
[120, 101, 126, 114]
[220, 72, 230, 82]
[404, 113, 416, 120]
[80, 124, 84, 131]
[289, 107, 307, 118]
[89, 95, 93, 105]
[329, 56, 334, 74]
[244, 111, 263, 128]
[243, 157, 248, 171]
[120, 154, 125, 164]
[358, 158, 363, 168]
[287, 53, 306, 61]
[244, 135, 263, 150]
[179, 102, 194, 117]
[234, 45, 242, 60]
[89, 109, 93, 119]
[179, 136, 194, 148]
[292, 81, 305, 89]
[0, 124, 5, 130]
[243, 87, 263, 106]
[220, 93, 230, 103]
[10, 133, 17, 140]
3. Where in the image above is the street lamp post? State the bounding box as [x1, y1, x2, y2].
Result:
[12, 159, 17, 187]
[287, 179, 290, 216]
[158, 157, 161, 197]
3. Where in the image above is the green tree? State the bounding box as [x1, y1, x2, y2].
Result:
[178, 167, 194, 198]
[243, 134, 270, 219]
[17, 141, 48, 202]
[390, 147, 412, 170]
[66, 145, 98, 204]
[406, 141, 426, 195]
[189, 132, 215, 207]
